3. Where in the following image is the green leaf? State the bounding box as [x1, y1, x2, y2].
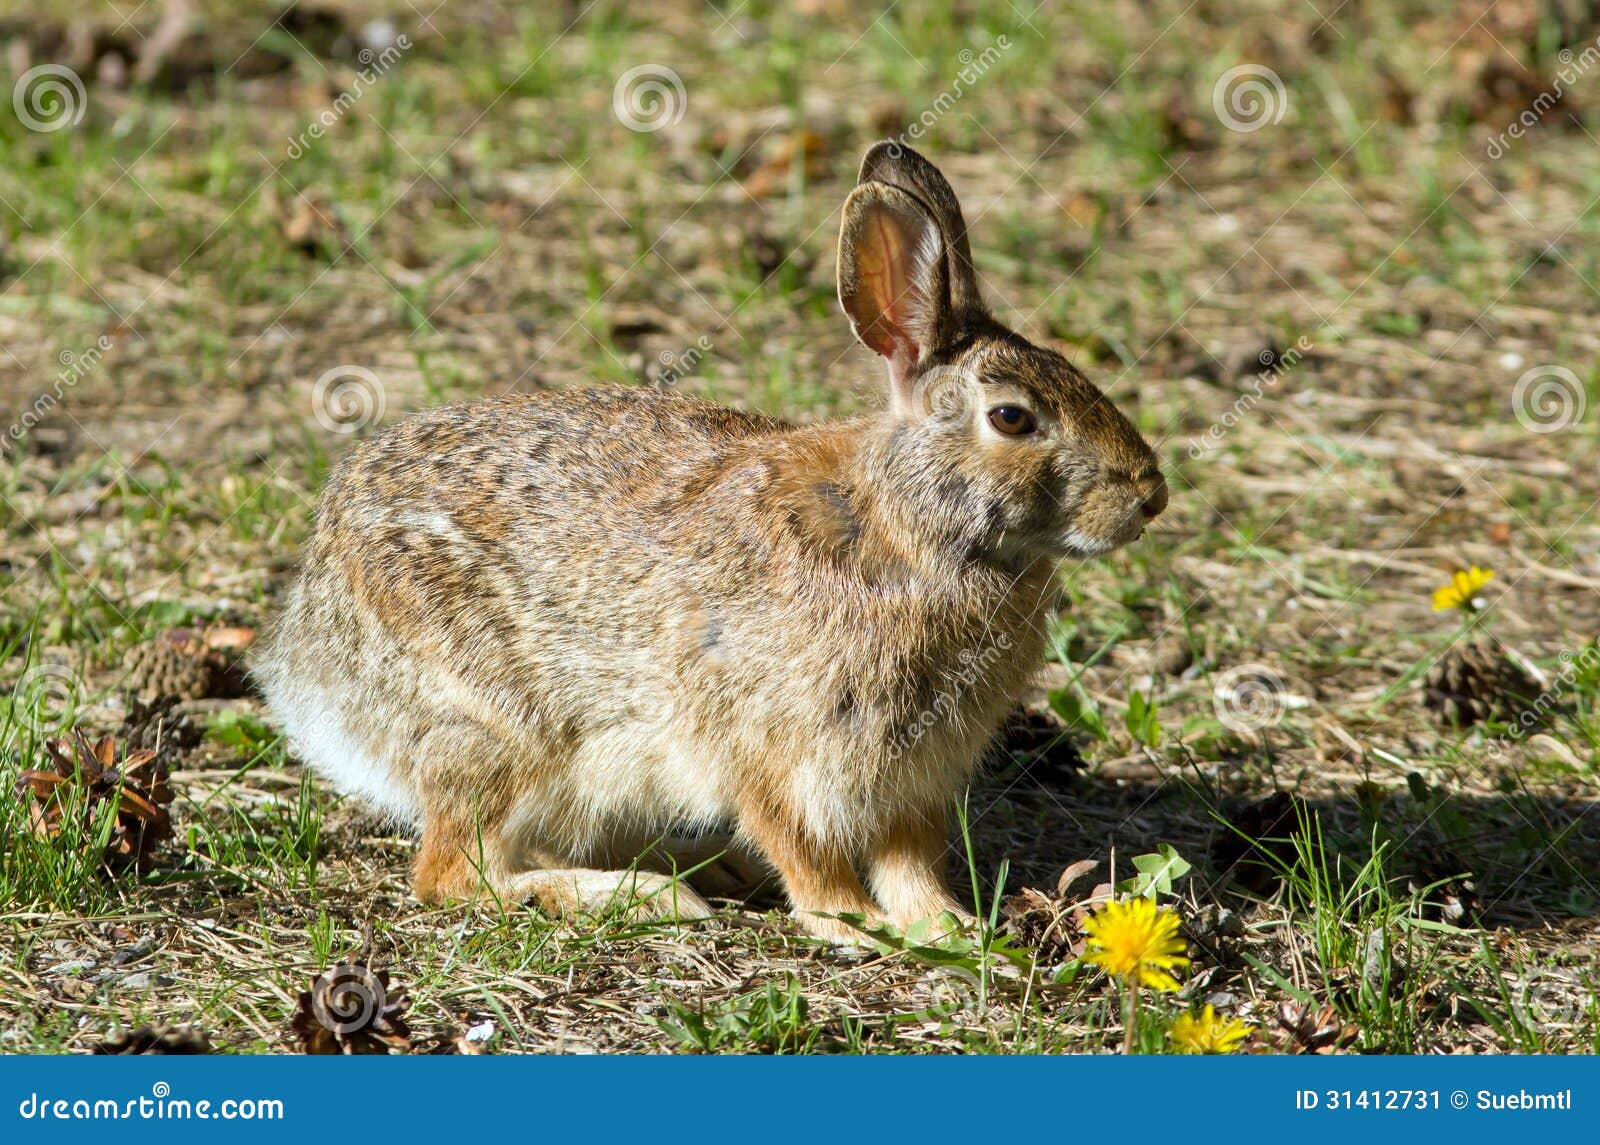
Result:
[206, 709, 274, 751]
[1117, 845, 1192, 899]
[1124, 688, 1161, 748]
[1047, 685, 1107, 741]
[829, 913, 1035, 974]
[1051, 958, 1084, 986]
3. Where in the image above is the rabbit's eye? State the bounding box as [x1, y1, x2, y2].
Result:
[987, 405, 1037, 436]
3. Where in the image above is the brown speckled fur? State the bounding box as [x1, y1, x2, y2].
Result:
[254, 143, 1166, 941]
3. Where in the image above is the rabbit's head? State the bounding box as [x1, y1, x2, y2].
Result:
[838, 142, 1166, 565]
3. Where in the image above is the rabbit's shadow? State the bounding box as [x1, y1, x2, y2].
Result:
[956, 763, 1600, 926]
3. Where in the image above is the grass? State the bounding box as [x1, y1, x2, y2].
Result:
[0, 0, 1598, 1054]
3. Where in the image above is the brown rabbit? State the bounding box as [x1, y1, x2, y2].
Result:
[254, 142, 1166, 942]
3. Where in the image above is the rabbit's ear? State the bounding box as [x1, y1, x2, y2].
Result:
[838, 181, 952, 417]
[857, 142, 985, 317]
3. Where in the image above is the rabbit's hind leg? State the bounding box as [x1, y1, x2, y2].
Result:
[410, 785, 515, 906]
[493, 867, 711, 923]
[410, 739, 711, 923]
[624, 832, 777, 902]
[416, 825, 710, 923]
[415, 813, 712, 922]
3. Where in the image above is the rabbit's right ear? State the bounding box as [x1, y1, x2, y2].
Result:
[837, 182, 953, 418]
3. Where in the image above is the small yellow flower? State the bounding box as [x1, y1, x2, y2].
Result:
[1169, 1005, 1253, 1054]
[1082, 897, 1189, 991]
[1432, 565, 1494, 612]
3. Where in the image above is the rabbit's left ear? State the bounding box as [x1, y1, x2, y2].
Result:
[838, 181, 952, 417]
[857, 142, 985, 318]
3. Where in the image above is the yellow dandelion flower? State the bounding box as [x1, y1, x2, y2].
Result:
[1169, 1005, 1253, 1054]
[1082, 897, 1189, 991]
[1432, 565, 1494, 612]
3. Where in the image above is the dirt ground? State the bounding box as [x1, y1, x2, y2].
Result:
[1, 0, 1597, 1054]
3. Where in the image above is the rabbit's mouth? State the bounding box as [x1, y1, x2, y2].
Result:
[1055, 527, 1124, 558]
[1055, 508, 1151, 557]
[1111, 512, 1156, 550]
[1050, 471, 1165, 557]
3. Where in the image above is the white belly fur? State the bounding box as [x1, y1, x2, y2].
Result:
[269, 676, 422, 824]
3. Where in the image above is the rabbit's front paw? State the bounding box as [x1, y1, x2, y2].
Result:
[795, 910, 879, 946]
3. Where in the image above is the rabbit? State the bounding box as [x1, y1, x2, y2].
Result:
[254, 141, 1167, 943]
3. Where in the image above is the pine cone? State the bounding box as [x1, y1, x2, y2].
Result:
[1404, 847, 1479, 925]
[121, 626, 254, 701]
[998, 860, 1099, 964]
[122, 631, 215, 700]
[13, 730, 174, 874]
[1275, 1001, 1359, 1054]
[119, 694, 202, 769]
[1423, 639, 1545, 727]
[998, 886, 1079, 964]
[291, 964, 411, 1055]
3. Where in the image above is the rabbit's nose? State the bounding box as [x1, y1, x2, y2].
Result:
[1137, 474, 1168, 521]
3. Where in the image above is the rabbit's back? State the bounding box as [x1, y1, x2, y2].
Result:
[306, 385, 792, 649]
[322, 386, 783, 533]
